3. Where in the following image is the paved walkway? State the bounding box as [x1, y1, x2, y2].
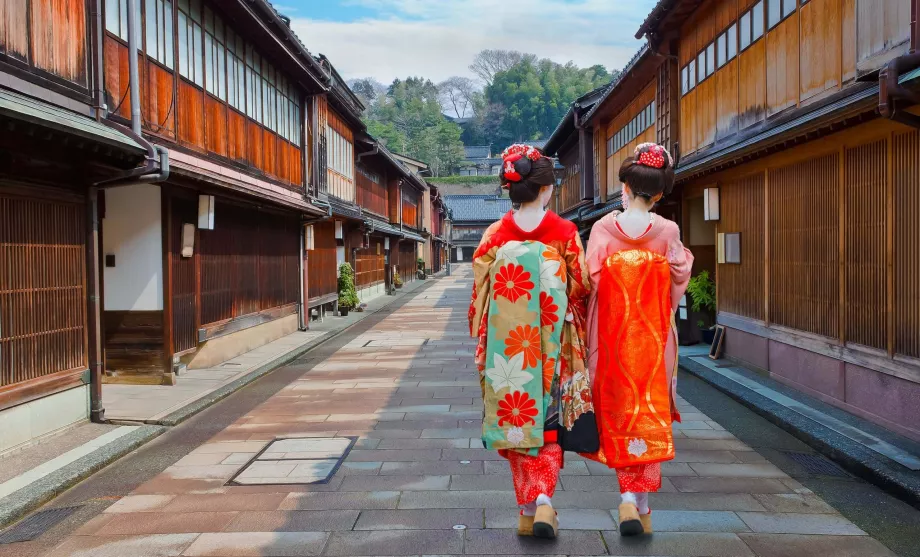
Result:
[23, 266, 901, 556]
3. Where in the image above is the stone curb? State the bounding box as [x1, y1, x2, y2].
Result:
[0, 425, 167, 529]
[679, 356, 920, 510]
[153, 278, 438, 427]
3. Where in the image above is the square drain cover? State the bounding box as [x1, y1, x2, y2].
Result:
[0, 506, 81, 544]
[783, 451, 850, 477]
[228, 437, 355, 486]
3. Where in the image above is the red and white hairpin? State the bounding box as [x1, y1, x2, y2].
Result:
[500, 144, 543, 186]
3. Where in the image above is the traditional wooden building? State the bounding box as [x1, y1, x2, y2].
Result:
[0, 0, 154, 451]
[0, 0, 407, 451]
[427, 185, 449, 275]
[636, 0, 920, 441]
[444, 195, 513, 263]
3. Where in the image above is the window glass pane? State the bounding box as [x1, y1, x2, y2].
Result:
[178, 12, 189, 78]
[727, 23, 737, 59]
[106, 0, 120, 33]
[145, 0, 156, 58]
[204, 33, 214, 94]
[697, 52, 705, 81]
[119, 0, 128, 39]
[164, 1, 174, 68]
[706, 43, 715, 75]
[193, 23, 203, 86]
[768, 0, 781, 28]
[753, 1, 765, 39]
[681, 66, 687, 94]
[190, 0, 201, 23]
[783, 0, 796, 17]
[688, 60, 696, 88]
[740, 12, 751, 48]
[716, 33, 726, 67]
[218, 45, 226, 100]
[650, 102, 655, 122]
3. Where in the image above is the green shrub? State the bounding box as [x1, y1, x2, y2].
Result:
[687, 270, 716, 327]
[338, 263, 360, 309]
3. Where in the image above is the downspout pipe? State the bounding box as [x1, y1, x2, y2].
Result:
[90, 0, 105, 117]
[127, 0, 142, 136]
[356, 144, 379, 163]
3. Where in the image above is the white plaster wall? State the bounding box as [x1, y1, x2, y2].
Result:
[103, 185, 164, 311]
[0, 386, 89, 455]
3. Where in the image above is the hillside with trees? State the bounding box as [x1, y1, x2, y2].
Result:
[349, 49, 615, 176]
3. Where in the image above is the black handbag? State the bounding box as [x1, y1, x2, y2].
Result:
[558, 411, 600, 453]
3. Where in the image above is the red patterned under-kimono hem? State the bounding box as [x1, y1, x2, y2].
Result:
[616, 463, 662, 493]
[500, 443, 563, 505]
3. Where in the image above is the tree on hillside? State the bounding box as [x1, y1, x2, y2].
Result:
[362, 77, 465, 177]
[469, 49, 536, 86]
[486, 58, 610, 144]
[347, 78, 386, 109]
[438, 76, 478, 119]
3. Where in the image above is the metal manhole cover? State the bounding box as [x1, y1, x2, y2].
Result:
[0, 506, 81, 544]
[783, 452, 850, 477]
[227, 437, 357, 486]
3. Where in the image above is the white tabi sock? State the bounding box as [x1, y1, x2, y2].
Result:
[636, 492, 650, 515]
[536, 493, 553, 508]
[621, 492, 638, 507]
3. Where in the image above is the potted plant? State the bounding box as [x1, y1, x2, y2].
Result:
[394, 270, 403, 289]
[687, 270, 717, 344]
[417, 257, 426, 280]
[337, 262, 360, 316]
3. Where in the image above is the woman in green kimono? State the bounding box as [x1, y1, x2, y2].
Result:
[468, 145, 596, 539]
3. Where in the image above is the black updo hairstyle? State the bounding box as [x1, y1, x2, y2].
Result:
[499, 149, 556, 204]
[618, 143, 675, 201]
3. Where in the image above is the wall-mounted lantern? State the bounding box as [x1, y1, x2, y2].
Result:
[703, 187, 720, 221]
[181, 223, 195, 258]
[304, 224, 315, 251]
[198, 195, 215, 230]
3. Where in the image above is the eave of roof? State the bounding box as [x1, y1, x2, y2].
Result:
[543, 83, 611, 156]
[580, 44, 653, 126]
[0, 87, 145, 155]
[635, 0, 705, 40]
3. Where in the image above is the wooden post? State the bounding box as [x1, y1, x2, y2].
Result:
[598, 124, 609, 203]
[764, 170, 771, 325]
[838, 145, 847, 345]
[887, 132, 895, 356]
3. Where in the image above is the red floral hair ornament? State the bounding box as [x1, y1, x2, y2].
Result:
[635, 143, 670, 169]
[500, 144, 543, 188]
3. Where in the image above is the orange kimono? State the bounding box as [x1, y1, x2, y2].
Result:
[584, 212, 693, 493]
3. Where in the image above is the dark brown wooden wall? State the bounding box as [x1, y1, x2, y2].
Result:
[402, 189, 420, 230]
[679, 0, 911, 157]
[712, 124, 920, 361]
[306, 221, 337, 303]
[0, 0, 88, 87]
[357, 166, 388, 217]
[197, 201, 299, 326]
[102, 0, 304, 190]
[355, 238, 385, 289]
[0, 190, 87, 388]
[559, 146, 582, 214]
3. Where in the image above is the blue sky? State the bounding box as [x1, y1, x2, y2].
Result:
[282, 0, 659, 84]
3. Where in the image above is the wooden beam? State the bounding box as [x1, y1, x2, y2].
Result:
[839, 145, 847, 345]
[0, 368, 89, 413]
[764, 169, 771, 325]
[887, 131, 895, 357]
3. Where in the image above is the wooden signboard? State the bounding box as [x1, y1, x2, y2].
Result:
[709, 325, 726, 360]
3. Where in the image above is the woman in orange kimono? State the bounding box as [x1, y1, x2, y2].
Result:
[469, 145, 596, 539]
[584, 143, 693, 536]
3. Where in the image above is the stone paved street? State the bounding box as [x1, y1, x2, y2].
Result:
[9, 267, 906, 556]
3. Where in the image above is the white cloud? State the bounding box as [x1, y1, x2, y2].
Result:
[289, 0, 654, 84]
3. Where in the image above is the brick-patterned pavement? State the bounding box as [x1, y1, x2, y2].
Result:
[28, 266, 900, 556]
